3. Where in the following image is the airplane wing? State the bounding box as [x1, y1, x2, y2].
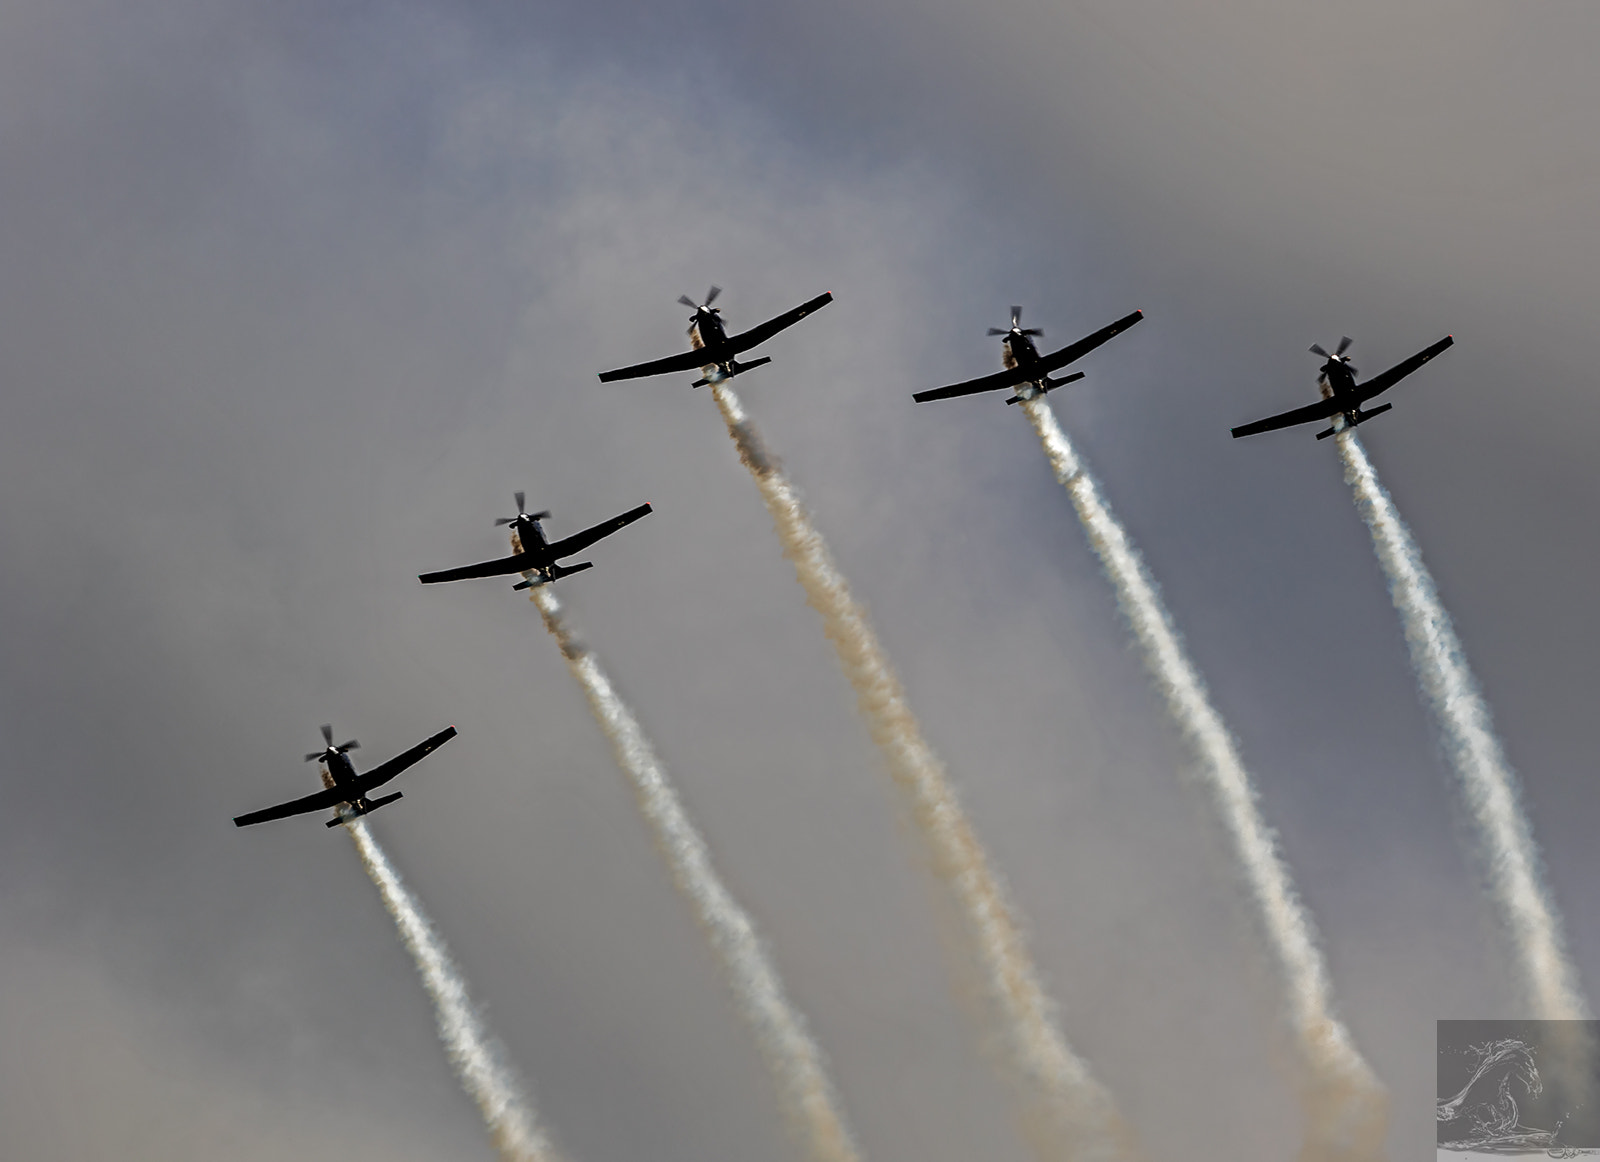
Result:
[419, 551, 537, 585]
[598, 348, 712, 383]
[353, 726, 458, 791]
[1033, 310, 1146, 375]
[1230, 396, 1344, 439]
[1355, 335, 1454, 402]
[234, 785, 349, 828]
[913, 364, 1037, 403]
[545, 503, 653, 560]
[913, 310, 1144, 403]
[724, 292, 834, 355]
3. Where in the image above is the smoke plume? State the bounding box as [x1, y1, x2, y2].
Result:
[711, 383, 1138, 1162]
[525, 580, 863, 1162]
[1021, 397, 1387, 1162]
[345, 818, 564, 1162]
[1336, 430, 1587, 1021]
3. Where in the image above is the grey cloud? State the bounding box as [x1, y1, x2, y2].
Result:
[2, 3, 1593, 1162]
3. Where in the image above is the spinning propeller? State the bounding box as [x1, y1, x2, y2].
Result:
[678, 285, 722, 318]
[988, 306, 1043, 338]
[1310, 336, 1357, 380]
[493, 491, 551, 527]
[305, 722, 359, 763]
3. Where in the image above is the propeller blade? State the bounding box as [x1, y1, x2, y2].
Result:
[1310, 343, 1330, 358]
[494, 517, 515, 526]
[1335, 335, 1354, 355]
[1010, 306, 1022, 329]
[705, 285, 721, 305]
[338, 740, 359, 753]
[1345, 365, 1358, 376]
[514, 490, 525, 513]
[320, 723, 334, 745]
[986, 327, 1008, 336]
[529, 510, 551, 521]
[1021, 328, 1044, 337]
[305, 752, 324, 763]
[678, 294, 697, 308]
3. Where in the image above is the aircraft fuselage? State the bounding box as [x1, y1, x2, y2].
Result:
[508, 517, 567, 587]
[1318, 359, 1362, 424]
[1001, 333, 1049, 401]
[318, 749, 363, 802]
[514, 515, 549, 558]
[689, 310, 736, 380]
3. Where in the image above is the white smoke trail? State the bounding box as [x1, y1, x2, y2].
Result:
[525, 581, 863, 1162]
[1021, 397, 1387, 1162]
[711, 383, 1138, 1162]
[345, 817, 562, 1162]
[1336, 430, 1587, 1021]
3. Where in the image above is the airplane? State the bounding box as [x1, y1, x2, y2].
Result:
[597, 286, 833, 387]
[913, 307, 1145, 405]
[1230, 333, 1454, 440]
[233, 723, 457, 829]
[419, 492, 652, 590]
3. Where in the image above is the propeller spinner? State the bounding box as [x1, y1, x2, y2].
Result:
[305, 723, 359, 763]
[987, 305, 1043, 338]
[678, 285, 722, 318]
[1310, 336, 1357, 379]
[494, 491, 551, 527]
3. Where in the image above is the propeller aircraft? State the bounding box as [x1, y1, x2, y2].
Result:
[914, 307, 1144, 405]
[419, 492, 652, 590]
[597, 286, 833, 387]
[233, 723, 457, 828]
[1231, 333, 1454, 440]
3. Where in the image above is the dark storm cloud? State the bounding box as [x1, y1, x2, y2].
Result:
[2, 2, 1595, 1161]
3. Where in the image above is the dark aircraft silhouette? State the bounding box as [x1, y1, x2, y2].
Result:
[1231, 333, 1454, 440]
[234, 723, 457, 828]
[597, 286, 833, 387]
[914, 307, 1144, 404]
[419, 492, 652, 590]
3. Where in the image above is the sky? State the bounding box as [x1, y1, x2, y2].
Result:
[2, 1, 1599, 1159]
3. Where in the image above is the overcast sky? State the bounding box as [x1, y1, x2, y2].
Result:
[2, 2, 1599, 1160]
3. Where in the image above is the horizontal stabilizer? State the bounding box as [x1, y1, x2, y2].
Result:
[513, 561, 594, 590]
[692, 355, 772, 388]
[1315, 401, 1395, 441]
[325, 790, 405, 828]
[1005, 370, 1088, 403]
